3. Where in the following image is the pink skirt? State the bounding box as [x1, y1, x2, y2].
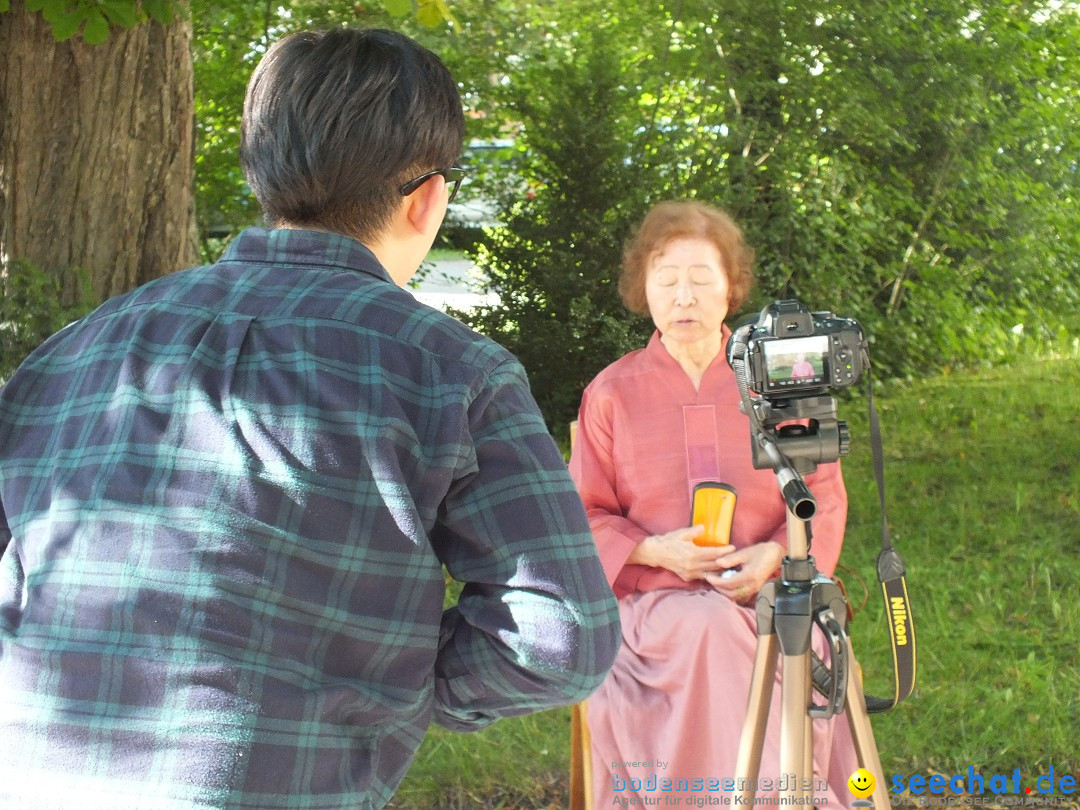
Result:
[588, 587, 861, 807]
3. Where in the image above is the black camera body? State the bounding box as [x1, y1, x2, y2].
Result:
[731, 300, 866, 399]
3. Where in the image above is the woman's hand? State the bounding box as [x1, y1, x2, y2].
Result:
[627, 526, 737, 583]
[705, 541, 785, 603]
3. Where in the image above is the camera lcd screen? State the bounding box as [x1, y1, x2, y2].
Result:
[762, 335, 830, 392]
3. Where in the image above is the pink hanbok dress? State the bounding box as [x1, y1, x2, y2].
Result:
[569, 329, 860, 807]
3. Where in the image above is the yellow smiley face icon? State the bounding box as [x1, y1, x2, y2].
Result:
[848, 768, 876, 799]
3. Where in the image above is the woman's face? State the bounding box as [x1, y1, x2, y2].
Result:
[644, 236, 731, 346]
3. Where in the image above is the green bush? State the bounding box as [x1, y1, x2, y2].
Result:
[456, 36, 654, 445]
[0, 260, 98, 384]
[448, 4, 1080, 436]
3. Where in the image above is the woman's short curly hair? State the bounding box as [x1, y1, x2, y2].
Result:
[619, 200, 755, 317]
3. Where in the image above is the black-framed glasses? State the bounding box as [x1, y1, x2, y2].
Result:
[399, 167, 466, 204]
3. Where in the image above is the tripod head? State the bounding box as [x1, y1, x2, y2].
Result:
[748, 393, 851, 521]
[750, 395, 851, 474]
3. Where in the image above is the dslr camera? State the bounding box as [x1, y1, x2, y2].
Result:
[729, 300, 866, 399]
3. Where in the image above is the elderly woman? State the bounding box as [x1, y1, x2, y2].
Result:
[569, 200, 859, 807]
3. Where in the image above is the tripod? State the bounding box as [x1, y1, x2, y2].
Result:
[733, 400, 889, 810]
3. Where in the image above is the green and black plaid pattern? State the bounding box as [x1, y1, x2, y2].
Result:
[0, 228, 619, 810]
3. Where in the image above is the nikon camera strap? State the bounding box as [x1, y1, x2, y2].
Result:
[862, 355, 918, 713]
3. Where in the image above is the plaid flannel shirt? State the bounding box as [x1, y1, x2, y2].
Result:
[0, 228, 619, 810]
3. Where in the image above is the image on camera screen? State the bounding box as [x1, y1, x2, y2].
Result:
[763, 335, 830, 391]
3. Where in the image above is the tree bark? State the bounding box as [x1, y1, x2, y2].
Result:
[0, 1, 197, 305]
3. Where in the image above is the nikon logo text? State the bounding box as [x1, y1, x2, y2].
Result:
[891, 597, 908, 646]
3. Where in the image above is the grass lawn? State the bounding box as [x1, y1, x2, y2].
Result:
[388, 356, 1080, 809]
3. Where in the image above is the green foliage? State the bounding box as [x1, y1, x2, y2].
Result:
[13, 0, 1077, 390]
[6, 0, 449, 47]
[382, 0, 454, 26]
[12, 0, 188, 43]
[437, 0, 1080, 428]
[453, 31, 655, 441]
[31, 0, 1074, 415]
[189, 0, 272, 256]
[0, 261, 99, 383]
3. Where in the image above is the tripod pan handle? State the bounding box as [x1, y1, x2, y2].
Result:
[809, 608, 848, 719]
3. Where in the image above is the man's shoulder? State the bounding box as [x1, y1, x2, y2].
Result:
[288, 268, 513, 375]
[380, 294, 516, 375]
[223, 228, 516, 371]
[88, 236, 516, 378]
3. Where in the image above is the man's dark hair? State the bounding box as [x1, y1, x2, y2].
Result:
[240, 28, 465, 244]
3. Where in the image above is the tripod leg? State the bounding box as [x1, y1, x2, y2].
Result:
[844, 645, 889, 810]
[802, 666, 813, 793]
[735, 629, 779, 800]
[779, 653, 812, 803]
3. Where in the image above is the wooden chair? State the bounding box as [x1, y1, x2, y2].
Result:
[567, 420, 595, 810]
[569, 701, 594, 810]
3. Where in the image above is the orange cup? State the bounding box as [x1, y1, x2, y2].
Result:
[691, 482, 737, 546]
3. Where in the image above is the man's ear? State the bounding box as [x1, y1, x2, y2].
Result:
[370, 175, 448, 286]
[402, 175, 447, 238]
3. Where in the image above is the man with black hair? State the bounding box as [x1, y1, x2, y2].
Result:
[0, 28, 619, 809]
